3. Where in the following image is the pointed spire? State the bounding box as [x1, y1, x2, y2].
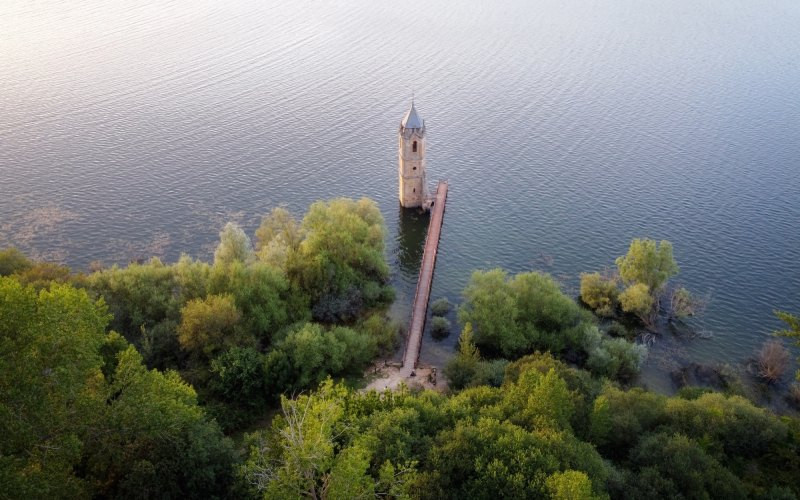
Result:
[401, 100, 423, 130]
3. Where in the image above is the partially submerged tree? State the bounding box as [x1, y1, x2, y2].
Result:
[756, 340, 790, 384]
[579, 272, 619, 317]
[619, 283, 655, 328]
[615, 239, 678, 293]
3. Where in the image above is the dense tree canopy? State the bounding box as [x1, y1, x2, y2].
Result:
[458, 269, 645, 381]
[2, 218, 799, 499]
[0, 277, 235, 499]
[244, 354, 800, 499]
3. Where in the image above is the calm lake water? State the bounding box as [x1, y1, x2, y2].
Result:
[2, 0, 799, 391]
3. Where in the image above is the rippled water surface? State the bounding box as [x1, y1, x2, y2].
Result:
[2, 0, 799, 389]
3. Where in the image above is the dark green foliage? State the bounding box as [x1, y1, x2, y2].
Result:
[0, 277, 108, 498]
[626, 432, 747, 499]
[87, 347, 237, 499]
[430, 316, 451, 339]
[0, 247, 32, 276]
[430, 297, 452, 316]
[208, 347, 268, 429]
[0, 277, 236, 499]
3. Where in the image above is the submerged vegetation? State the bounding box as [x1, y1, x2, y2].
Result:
[1, 204, 799, 498]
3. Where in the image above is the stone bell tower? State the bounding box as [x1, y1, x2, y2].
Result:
[398, 101, 427, 208]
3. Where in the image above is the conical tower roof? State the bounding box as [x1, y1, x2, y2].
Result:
[401, 101, 424, 129]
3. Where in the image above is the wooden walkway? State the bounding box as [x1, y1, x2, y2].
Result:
[400, 180, 448, 377]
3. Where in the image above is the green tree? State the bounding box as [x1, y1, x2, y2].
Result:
[86, 347, 236, 498]
[615, 239, 678, 292]
[178, 294, 246, 360]
[214, 221, 254, 267]
[458, 269, 523, 357]
[255, 207, 304, 269]
[288, 198, 390, 322]
[627, 432, 746, 499]
[579, 272, 618, 317]
[619, 283, 655, 325]
[208, 346, 268, 428]
[444, 323, 481, 390]
[209, 261, 307, 346]
[242, 381, 413, 499]
[87, 258, 181, 368]
[275, 323, 375, 391]
[0, 278, 108, 498]
[0, 247, 32, 276]
[546, 470, 596, 500]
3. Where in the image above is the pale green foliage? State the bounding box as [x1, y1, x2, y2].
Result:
[459, 269, 523, 356]
[173, 254, 211, 303]
[579, 272, 618, 317]
[615, 239, 678, 292]
[546, 470, 596, 500]
[459, 269, 587, 357]
[209, 261, 306, 345]
[255, 207, 304, 269]
[289, 198, 390, 322]
[358, 313, 401, 358]
[178, 294, 245, 359]
[214, 221, 254, 266]
[458, 323, 480, 360]
[584, 326, 647, 381]
[244, 381, 408, 500]
[619, 283, 654, 320]
[507, 368, 575, 430]
[273, 323, 375, 390]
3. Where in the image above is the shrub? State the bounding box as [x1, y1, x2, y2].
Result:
[615, 239, 678, 292]
[583, 326, 647, 381]
[605, 321, 631, 339]
[431, 316, 451, 339]
[756, 340, 790, 383]
[471, 359, 509, 388]
[430, 297, 452, 316]
[619, 283, 654, 325]
[580, 273, 618, 317]
[0, 247, 32, 276]
[359, 313, 401, 358]
[459, 269, 588, 358]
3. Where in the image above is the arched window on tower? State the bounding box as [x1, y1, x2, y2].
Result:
[412, 141, 417, 153]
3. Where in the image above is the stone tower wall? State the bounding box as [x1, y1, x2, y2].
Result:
[398, 130, 426, 208]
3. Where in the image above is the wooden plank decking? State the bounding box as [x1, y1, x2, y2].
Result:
[400, 180, 448, 377]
